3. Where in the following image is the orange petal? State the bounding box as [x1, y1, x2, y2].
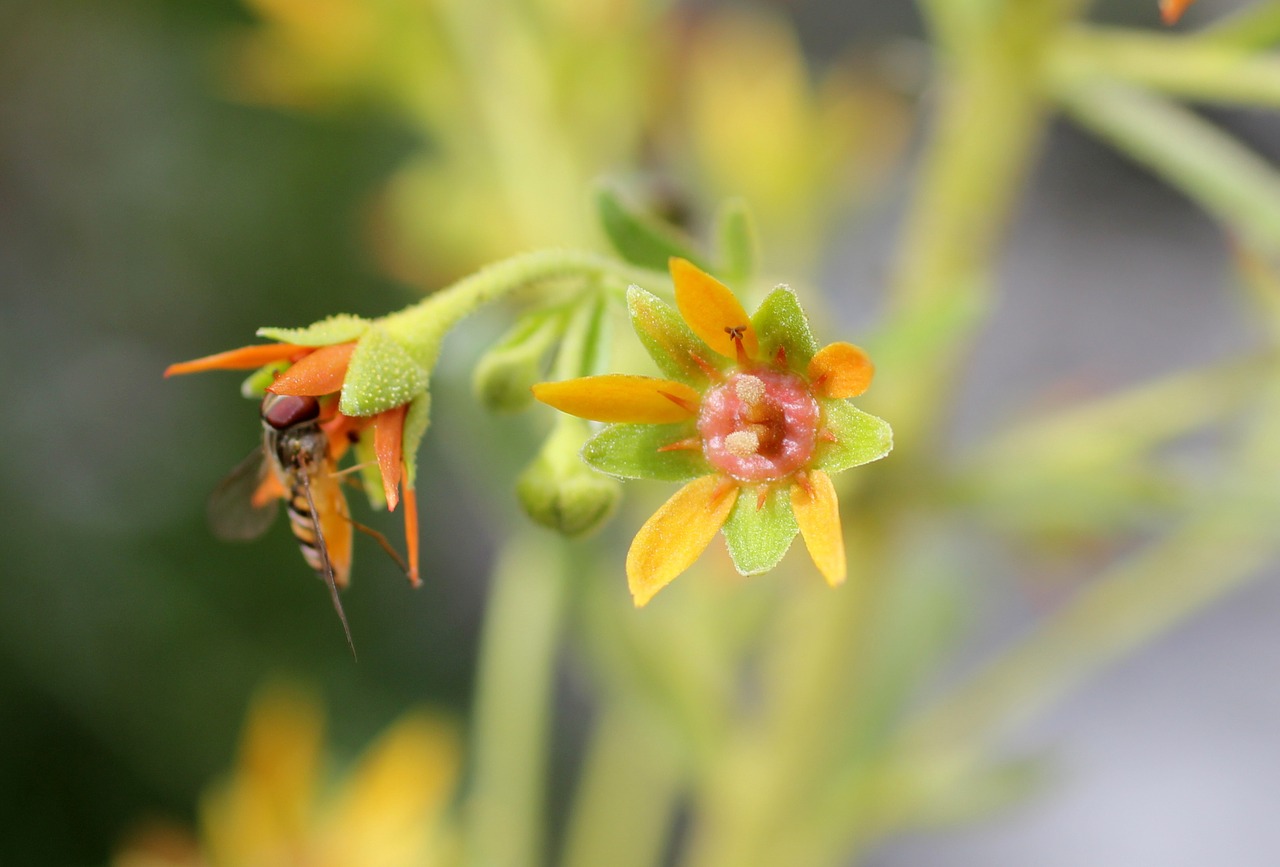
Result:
[403, 480, 420, 586]
[807, 342, 874, 399]
[1159, 0, 1195, 24]
[374, 404, 407, 511]
[670, 257, 759, 361]
[791, 471, 845, 586]
[626, 475, 738, 607]
[164, 343, 306, 377]
[320, 411, 363, 461]
[532, 375, 700, 423]
[267, 342, 356, 396]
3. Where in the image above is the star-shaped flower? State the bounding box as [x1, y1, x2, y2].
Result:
[533, 258, 892, 606]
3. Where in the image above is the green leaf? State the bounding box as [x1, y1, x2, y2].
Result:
[752, 285, 820, 371]
[626, 287, 724, 385]
[596, 184, 711, 273]
[582, 422, 710, 481]
[257, 314, 369, 346]
[473, 309, 566, 413]
[339, 325, 428, 417]
[723, 484, 798, 576]
[715, 197, 760, 285]
[816, 400, 893, 473]
[402, 392, 432, 484]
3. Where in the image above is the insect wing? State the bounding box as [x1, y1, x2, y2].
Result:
[207, 447, 280, 541]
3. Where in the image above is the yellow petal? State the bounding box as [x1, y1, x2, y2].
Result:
[320, 713, 459, 862]
[790, 471, 845, 586]
[627, 475, 738, 606]
[532, 375, 699, 423]
[807, 342, 874, 398]
[671, 257, 759, 360]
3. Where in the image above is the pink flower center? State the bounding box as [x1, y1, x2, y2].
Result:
[698, 370, 819, 482]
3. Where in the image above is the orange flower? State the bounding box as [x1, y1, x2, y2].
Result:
[166, 320, 423, 586]
[533, 258, 892, 606]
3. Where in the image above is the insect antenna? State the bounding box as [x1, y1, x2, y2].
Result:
[302, 472, 357, 659]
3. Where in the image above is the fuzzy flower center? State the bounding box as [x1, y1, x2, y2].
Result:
[698, 370, 820, 482]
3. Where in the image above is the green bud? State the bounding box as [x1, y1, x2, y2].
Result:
[517, 417, 620, 538]
[473, 310, 566, 413]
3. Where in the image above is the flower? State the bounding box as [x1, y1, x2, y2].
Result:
[165, 314, 429, 585]
[532, 258, 892, 606]
[113, 685, 460, 867]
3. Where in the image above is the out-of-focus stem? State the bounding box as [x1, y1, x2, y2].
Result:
[464, 532, 569, 867]
[559, 702, 682, 867]
[687, 3, 1088, 867]
[879, 0, 1088, 458]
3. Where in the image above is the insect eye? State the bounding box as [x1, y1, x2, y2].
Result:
[262, 394, 321, 430]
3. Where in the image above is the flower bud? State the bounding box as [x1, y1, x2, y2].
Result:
[473, 311, 565, 413]
[517, 418, 620, 537]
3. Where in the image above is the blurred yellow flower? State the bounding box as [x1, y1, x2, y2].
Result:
[114, 685, 460, 867]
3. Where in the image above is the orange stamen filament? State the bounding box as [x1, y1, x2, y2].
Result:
[659, 390, 698, 414]
[690, 351, 723, 382]
[756, 487, 768, 510]
[657, 437, 703, 453]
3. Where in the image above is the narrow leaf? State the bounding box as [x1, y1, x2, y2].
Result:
[596, 184, 710, 273]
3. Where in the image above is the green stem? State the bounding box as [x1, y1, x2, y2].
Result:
[559, 701, 683, 867]
[464, 532, 570, 867]
[1051, 26, 1280, 108]
[877, 0, 1086, 460]
[380, 248, 657, 371]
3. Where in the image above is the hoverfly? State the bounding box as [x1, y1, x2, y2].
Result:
[209, 393, 400, 656]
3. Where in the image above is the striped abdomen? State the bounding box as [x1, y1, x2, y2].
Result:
[284, 468, 353, 589]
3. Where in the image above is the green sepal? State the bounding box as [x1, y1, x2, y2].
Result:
[402, 392, 432, 484]
[339, 324, 428, 417]
[257, 314, 369, 346]
[352, 433, 387, 510]
[581, 422, 710, 481]
[815, 400, 894, 474]
[752, 285, 820, 371]
[715, 197, 760, 285]
[627, 286, 725, 385]
[240, 361, 290, 399]
[473, 309, 567, 413]
[723, 483, 798, 576]
[596, 183, 712, 273]
[517, 416, 621, 537]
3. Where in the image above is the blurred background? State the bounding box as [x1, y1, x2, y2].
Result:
[1, 0, 1276, 864]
